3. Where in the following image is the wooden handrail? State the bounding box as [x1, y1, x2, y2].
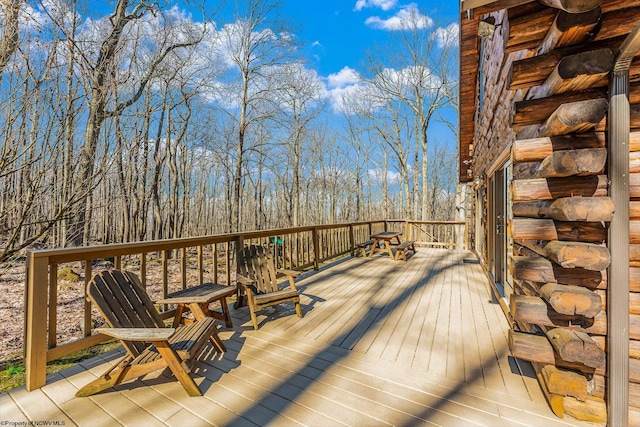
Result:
[23, 219, 467, 391]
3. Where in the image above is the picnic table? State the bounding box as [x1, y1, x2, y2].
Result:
[368, 231, 403, 259]
[157, 282, 236, 328]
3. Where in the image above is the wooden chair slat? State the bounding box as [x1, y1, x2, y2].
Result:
[77, 269, 224, 398]
[236, 245, 303, 329]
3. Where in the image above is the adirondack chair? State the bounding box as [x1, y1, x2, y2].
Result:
[236, 245, 303, 330]
[76, 269, 225, 397]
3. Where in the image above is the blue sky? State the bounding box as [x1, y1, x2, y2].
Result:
[207, 0, 459, 79]
[279, 1, 458, 77]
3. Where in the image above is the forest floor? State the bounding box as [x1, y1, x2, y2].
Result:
[1, 262, 33, 363]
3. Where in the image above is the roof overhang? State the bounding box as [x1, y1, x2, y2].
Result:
[460, 0, 499, 12]
[458, 0, 536, 182]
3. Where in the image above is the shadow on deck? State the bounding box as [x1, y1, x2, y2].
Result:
[3, 249, 597, 426]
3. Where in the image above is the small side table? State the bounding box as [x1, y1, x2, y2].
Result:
[157, 283, 236, 328]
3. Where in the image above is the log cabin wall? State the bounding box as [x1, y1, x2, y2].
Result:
[460, 0, 640, 424]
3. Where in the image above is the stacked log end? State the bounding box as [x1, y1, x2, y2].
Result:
[507, 15, 611, 420]
[500, 2, 640, 421]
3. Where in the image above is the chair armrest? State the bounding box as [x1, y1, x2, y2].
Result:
[236, 274, 258, 295]
[95, 328, 175, 342]
[236, 274, 255, 285]
[277, 268, 301, 278]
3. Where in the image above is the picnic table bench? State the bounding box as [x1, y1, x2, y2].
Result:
[369, 231, 402, 259]
[395, 240, 416, 261]
[355, 239, 377, 257]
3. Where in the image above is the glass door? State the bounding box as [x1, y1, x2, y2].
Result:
[489, 161, 513, 302]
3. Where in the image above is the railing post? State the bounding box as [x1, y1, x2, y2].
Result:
[83, 261, 92, 337]
[234, 234, 245, 261]
[161, 250, 169, 305]
[349, 224, 355, 256]
[465, 222, 470, 250]
[48, 263, 58, 349]
[312, 227, 320, 270]
[234, 235, 246, 308]
[180, 247, 187, 290]
[404, 220, 410, 241]
[25, 253, 49, 391]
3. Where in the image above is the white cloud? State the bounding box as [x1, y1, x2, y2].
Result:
[324, 67, 365, 112]
[327, 66, 360, 89]
[368, 169, 402, 185]
[365, 3, 433, 31]
[354, 0, 398, 11]
[433, 23, 459, 48]
[312, 40, 322, 47]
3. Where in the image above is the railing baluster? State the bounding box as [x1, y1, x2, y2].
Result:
[162, 250, 168, 308]
[212, 244, 218, 284]
[48, 263, 57, 349]
[181, 247, 187, 290]
[225, 241, 231, 285]
[141, 252, 147, 288]
[198, 246, 204, 284]
[84, 261, 92, 337]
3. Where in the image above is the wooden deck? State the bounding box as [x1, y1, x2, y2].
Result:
[3, 249, 598, 426]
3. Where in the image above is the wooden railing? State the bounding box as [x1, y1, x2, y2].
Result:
[387, 220, 469, 250]
[23, 219, 467, 390]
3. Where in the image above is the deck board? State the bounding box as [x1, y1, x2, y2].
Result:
[3, 249, 601, 426]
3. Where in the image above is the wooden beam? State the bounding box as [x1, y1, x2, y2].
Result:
[540, 282, 603, 317]
[563, 396, 607, 423]
[538, 0, 601, 13]
[508, 328, 599, 374]
[546, 327, 605, 368]
[513, 291, 640, 339]
[536, 148, 607, 177]
[506, 7, 558, 52]
[526, 48, 613, 99]
[516, 239, 610, 270]
[512, 196, 614, 221]
[511, 132, 605, 162]
[510, 218, 608, 242]
[510, 255, 604, 288]
[508, 36, 634, 90]
[594, 6, 640, 43]
[513, 90, 608, 127]
[511, 174, 608, 201]
[536, 7, 602, 55]
[541, 364, 589, 401]
[536, 98, 609, 137]
[544, 240, 610, 270]
[464, 0, 535, 15]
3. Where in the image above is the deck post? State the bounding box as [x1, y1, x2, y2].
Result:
[312, 227, 320, 270]
[607, 21, 640, 426]
[348, 224, 355, 256]
[25, 253, 49, 391]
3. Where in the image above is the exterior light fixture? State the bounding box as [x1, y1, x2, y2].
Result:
[478, 17, 501, 40]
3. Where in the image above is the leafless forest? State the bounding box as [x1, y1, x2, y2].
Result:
[0, 0, 458, 264]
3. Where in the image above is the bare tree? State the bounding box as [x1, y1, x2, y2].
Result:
[219, 0, 297, 231]
[63, 0, 206, 245]
[0, 0, 23, 76]
[271, 63, 325, 226]
[364, 12, 458, 220]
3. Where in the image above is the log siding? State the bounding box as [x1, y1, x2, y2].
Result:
[460, 0, 640, 424]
